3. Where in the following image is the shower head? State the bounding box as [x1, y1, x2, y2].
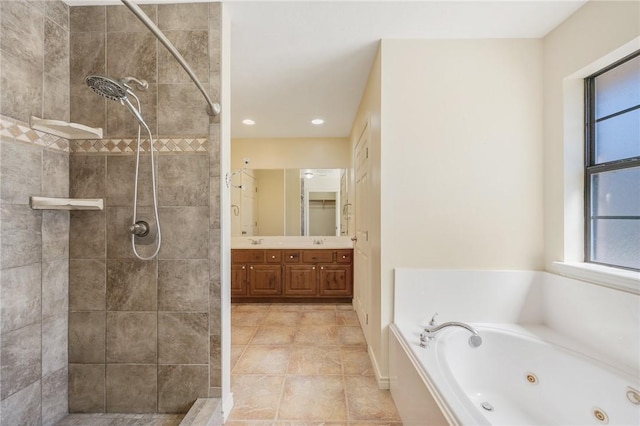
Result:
[85, 74, 150, 128]
[85, 75, 128, 102]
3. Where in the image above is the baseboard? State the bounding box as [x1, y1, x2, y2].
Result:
[368, 344, 390, 389]
[222, 393, 234, 423]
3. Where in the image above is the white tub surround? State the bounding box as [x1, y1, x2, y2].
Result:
[231, 236, 353, 249]
[390, 269, 640, 426]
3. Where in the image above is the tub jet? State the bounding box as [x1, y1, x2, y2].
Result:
[481, 402, 494, 412]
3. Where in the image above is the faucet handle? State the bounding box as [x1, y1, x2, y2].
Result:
[429, 312, 439, 326]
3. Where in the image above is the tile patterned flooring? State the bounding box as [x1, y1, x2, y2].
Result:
[56, 413, 183, 425]
[227, 303, 402, 425]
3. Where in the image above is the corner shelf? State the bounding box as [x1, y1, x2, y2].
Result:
[29, 116, 103, 140]
[30, 197, 104, 211]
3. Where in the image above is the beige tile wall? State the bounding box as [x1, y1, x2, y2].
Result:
[68, 1, 222, 414]
[0, 0, 71, 424]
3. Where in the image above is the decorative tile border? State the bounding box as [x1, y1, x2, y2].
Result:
[0, 115, 70, 152]
[0, 115, 208, 155]
[71, 137, 209, 155]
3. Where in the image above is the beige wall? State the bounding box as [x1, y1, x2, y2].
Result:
[285, 169, 301, 235]
[353, 1, 640, 386]
[542, 0, 640, 268]
[381, 38, 544, 272]
[232, 137, 350, 169]
[256, 169, 285, 235]
[352, 39, 546, 384]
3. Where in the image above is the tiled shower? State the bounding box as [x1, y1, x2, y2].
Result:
[0, 1, 222, 424]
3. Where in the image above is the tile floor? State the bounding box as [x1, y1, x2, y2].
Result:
[227, 303, 402, 425]
[56, 413, 183, 425]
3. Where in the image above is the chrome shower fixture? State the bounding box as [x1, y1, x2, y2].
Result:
[85, 75, 148, 126]
[120, 76, 149, 91]
[85, 75, 128, 102]
[85, 74, 161, 260]
[121, 0, 220, 116]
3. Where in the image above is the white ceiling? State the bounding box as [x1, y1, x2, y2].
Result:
[65, 1, 588, 138]
[226, 1, 586, 139]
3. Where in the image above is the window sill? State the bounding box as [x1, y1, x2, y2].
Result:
[550, 261, 639, 295]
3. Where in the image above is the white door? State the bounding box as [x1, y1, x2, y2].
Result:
[353, 122, 371, 340]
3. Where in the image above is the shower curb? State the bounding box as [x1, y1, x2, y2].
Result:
[179, 398, 223, 426]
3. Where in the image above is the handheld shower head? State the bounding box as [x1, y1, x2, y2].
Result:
[85, 74, 148, 127]
[85, 75, 128, 102]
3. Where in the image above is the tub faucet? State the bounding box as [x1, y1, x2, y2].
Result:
[420, 313, 482, 349]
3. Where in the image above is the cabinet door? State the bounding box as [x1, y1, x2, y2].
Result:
[318, 264, 352, 297]
[248, 264, 282, 296]
[231, 264, 247, 296]
[284, 265, 317, 296]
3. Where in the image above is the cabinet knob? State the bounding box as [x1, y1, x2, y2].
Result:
[242, 266, 245, 269]
[342, 255, 346, 259]
[289, 255, 294, 258]
[271, 255, 275, 259]
[321, 266, 324, 270]
[250, 266, 253, 270]
[312, 266, 316, 270]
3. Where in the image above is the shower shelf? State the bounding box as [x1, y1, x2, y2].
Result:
[29, 196, 104, 211]
[29, 116, 103, 140]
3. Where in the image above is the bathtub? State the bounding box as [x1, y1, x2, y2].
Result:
[389, 269, 640, 426]
[390, 323, 640, 425]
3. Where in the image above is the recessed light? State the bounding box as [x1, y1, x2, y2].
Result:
[242, 119, 255, 125]
[311, 118, 324, 125]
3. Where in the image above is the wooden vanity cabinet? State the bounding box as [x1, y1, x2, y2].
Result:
[232, 248, 353, 302]
[230, 264, 247, 296]
[318, 264, 352, 296]
[231, 249, 282, 297]
[247, 264, 281, 295]
[283, 264, 317, 296]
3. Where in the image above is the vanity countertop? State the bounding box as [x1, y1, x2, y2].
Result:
[231, 236, 353, 249]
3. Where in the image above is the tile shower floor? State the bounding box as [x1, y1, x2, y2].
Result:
[228, 303, 402, 425]
[56, 413, 183, 425]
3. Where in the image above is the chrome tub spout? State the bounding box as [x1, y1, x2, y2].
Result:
[420, 313, 482, 349]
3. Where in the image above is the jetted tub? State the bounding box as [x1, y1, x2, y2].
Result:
[390, 323, 640, 425]
[389, 269, 640, 426]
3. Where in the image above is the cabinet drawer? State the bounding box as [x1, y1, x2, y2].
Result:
[266, 250, 282, 263]
[284, 250, 300, 263]
[302, 250, 333, 263]
[232, 250, 264, 263]
[336, 250, 352, 263]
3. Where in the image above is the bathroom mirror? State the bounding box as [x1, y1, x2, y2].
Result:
[230, 168, 350, 236]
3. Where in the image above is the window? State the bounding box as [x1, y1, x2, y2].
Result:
[585, 51, 640, 271]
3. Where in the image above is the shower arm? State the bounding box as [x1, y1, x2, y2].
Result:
[121, 0, 221, 117]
